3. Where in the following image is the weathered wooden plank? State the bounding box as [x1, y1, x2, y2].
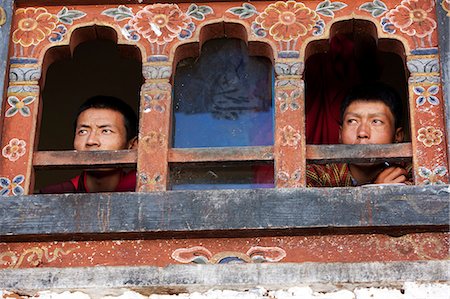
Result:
[0, 186, 448, 240]
[0, 261, 447, 292]
[32, 144, 412, 168]
[306, 143, 412, 164]
[169, 146, 274, 162]
[33, 150, 137, 169]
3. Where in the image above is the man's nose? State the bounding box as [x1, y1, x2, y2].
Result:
[357, 123, 370, 139]
[86, 132, 100, 147]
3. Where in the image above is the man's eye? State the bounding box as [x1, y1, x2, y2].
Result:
[373, 119, 383, 124]
[78, 129, 87, 135]
[102, 129, 113, 134]
[347, 119, 357, 124]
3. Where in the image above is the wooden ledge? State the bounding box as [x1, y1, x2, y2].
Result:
[33, 143, 412, 168]
[0, 261, 448, 294]
[0, 185, 448, 241]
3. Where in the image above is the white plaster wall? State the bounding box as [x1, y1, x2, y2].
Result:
[1, 283, 450, 299]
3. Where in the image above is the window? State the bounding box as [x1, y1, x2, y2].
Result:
[171, 37, 274, 190]
[33, 26, 142, 192]
[0, 3, 448, 195]
[303, 20, 413, 186]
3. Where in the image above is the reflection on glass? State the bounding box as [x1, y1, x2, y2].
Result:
[173, 38, 273, 148]
[170, 162, 274, 190]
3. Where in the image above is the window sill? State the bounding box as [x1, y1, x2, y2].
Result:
[1, 185, 448, 241]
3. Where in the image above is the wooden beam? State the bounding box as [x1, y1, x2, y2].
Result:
[168, 146, 274, 162]
[33, 144, 412, 167]
[306, 143, 412, 164]
[33, 150, 137, 169]
[0, 185, 447, 240]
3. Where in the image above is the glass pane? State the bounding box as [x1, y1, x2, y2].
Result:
[173, 38, 273, 148]
[170, 162, 274, 190]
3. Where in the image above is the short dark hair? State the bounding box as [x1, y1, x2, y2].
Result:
[75, 96, 138, 141]
[340, 82, 403, 128]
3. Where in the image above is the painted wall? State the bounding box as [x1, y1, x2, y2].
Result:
[1, 283, 450, 299]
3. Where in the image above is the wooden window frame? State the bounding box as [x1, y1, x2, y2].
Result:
[0, 1, 447, 195]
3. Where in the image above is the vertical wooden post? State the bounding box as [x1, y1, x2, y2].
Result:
[273, 57, 306, 188]
[407, 53, 449, 185]
[0, 58, 41, 195]
[136, 60, 172, 191]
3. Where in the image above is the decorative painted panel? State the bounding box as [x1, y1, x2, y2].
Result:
[0, 232, 448, 268]
[436, 0, 450, 171]
[0, 0, 448, 194]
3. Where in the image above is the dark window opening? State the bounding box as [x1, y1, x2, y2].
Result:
[304, 19, 410, 145]
[303, 20, 412, 187]
[34, 26, 142, 192]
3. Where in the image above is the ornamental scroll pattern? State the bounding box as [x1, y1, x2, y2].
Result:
[172, 246, 286, 264]
[0, 246, 76, 268]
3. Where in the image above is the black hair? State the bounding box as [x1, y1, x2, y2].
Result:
[340, 82, 403, 128]
[75, 95, 138, 141]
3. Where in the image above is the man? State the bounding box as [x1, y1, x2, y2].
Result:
[307, 82, 410, 187]
[40, 96, 137, 193]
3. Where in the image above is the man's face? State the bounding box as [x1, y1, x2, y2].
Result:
[340, 100, 403, 145]
[74, 108, 129, 151]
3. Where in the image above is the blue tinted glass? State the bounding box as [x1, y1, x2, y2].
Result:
[170, 163, 274, 190]
[173, 38, 273, 148]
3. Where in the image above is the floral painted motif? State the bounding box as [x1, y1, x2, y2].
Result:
[12, 8, 58, 47]
[255, 1, 319, 42]
[277, 170, 301, 185]
[229, 0, 345, 40]
[171, 246, 286, 264]
[5, 96, 35, 117]
[315, 0, 347, 17]
[2, 139, 26, 162]
[0, 175, 25, 196]
[12, 7, 85, 49]
[138, 172, 164, 191]
[418, 166, 447, 185]
[143, 93, 166, 113]
[227, 3, 258, 19]
[280, 125, 301, 146]
[417, 126, 443, 147]
[385, 0, 437, 38]
[359, 0, 388, 17]
[277, 89, 300, 112]
[103, 4, 212, 49]
[442, 0, 450, 16]
[414, 85, 439, 106]
[0, 6, 5, 26]
[128, 4, 191, 45]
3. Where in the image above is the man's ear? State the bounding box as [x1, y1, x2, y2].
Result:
[127, 136, 138, 149]
[394, 127, 404, 143]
